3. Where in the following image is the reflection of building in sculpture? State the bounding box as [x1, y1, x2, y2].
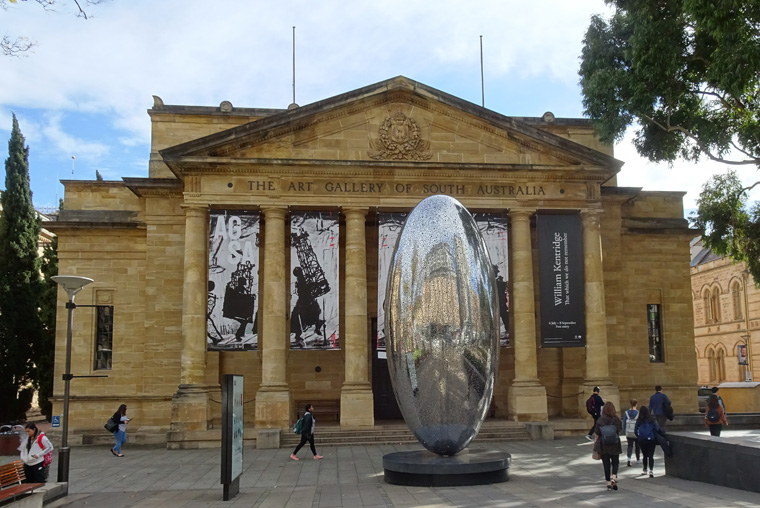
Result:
[47, 77, 699, 444]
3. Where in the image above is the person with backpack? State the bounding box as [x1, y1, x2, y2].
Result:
[622, 399, 640, 467]
[634, 405, 665, 477]
[704, 394, 728, 436]
[110, 404, 131, 457]
[593, 401, 622, 491]
[711, 386, 726, 412]
[585, 386, 604, 441]
[17, 422, 54, 483]
[649, 385, 672, 429]
[290, 403, 323, 461]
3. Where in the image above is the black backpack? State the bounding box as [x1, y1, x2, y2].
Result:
[706, 407, 720, 423]
[600, 424, 618, 445]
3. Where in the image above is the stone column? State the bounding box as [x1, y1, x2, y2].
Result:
[255, 206, 291, 430]
[579, 210, 619, 412]
[170, 203, 211, 435]
[507, 209, 548, 421]
[340, 207, 374, 427]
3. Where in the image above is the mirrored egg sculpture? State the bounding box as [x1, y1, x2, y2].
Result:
[385, 195, 499, 456]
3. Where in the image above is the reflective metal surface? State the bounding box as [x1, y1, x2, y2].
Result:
[385, 195, 499, 456]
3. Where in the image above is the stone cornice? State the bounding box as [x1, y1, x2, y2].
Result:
[122, 177, 184, 198]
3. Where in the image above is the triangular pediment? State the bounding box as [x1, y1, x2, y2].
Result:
[160, 76, 621, 175]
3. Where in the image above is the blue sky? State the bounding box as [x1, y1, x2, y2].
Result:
[1, 0, 757, 215]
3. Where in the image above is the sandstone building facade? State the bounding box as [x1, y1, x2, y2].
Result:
[49, 77, 698, 446]
[691, 239, 758, 384]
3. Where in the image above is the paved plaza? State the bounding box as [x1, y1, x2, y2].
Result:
[2, 430, 754, 508]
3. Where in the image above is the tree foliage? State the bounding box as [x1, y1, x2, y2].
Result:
[580, 0, 760, 283]
[1, 0, 107, 56]
[692, 171, 760, 284]
[0, 114, 45, 422]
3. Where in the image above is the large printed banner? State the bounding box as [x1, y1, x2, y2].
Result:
[536, 214, 585, 347]
[207, 210, 260, 351]
[377, 212, 407, 357]
[290, 212, 340, 349]
[473, 214, 510, 347]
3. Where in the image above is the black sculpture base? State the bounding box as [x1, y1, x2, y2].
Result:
[383, 449, 511, 487]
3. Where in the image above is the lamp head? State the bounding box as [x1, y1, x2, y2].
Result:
[52, 275, 94, 299]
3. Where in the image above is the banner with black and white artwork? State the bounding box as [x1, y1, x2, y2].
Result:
[377, 212, 407, 357]
[474, 214, 510, 347]
[536, 214, 585, 347]
[290, 212, 340, 349]
[207, 210, 260, 351]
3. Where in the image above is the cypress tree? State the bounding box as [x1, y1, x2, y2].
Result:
[0, 114, 44, 422]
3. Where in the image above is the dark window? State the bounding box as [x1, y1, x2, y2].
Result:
[95, 305, 113, 370]
[648, 304, 663, 362]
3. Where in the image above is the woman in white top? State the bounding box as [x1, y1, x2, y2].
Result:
[18, 423, 54, 483]
[111, 404, 131, 457]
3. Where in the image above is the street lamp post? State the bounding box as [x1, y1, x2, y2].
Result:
[51, 275, 93, 484]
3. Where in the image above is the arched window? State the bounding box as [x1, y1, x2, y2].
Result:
[711, 287, 721, 323]
[708, 348, 716, 382]
[731, 280, 743, 321]
[717, 348, 726, 382]
[702, 289, 712, 324]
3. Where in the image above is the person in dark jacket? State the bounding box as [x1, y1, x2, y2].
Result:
[290, 403, 323, 460]
[585, 386, 604, 440]
[634, 405, 665, 477]
[593, 401, 622, 491]
[649, 385, 672, 429]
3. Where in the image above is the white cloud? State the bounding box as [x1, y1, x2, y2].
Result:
[615, 128, 760, 213]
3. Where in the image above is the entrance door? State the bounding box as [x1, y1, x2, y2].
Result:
[371, 318, 402, 419]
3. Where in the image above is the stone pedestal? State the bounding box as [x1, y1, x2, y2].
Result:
[383, 449, 510, 486]
[340, 384, 374, 427]
[508, 381, 548, 421]
[256, 428, 281, 449]
[525, 422, 554, 440]
[170, 384, 211, 432]
[254, 388, 290, 430]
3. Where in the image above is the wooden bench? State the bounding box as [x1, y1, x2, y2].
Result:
[0, 460, 44, 504]
[295, 400, 340, 423]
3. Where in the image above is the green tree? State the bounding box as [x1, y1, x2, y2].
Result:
[579, 0, 760, 283]
[38, 235, 58, 420]
[0, 114, 45, 422]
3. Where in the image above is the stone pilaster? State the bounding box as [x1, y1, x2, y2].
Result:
[340, 207, 374, 427]
[171, 203, 211, 432]
[507, 209, 548, 421]
[580, 210, 619, 412]
[255, 206, 291, 429]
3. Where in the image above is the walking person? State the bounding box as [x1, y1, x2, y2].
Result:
[111, 404, 131, 457]
[705, 394, 728, 436]
[593, 401, 622, 491]
[635, 405, 665, 477]
[585, 386, 604, 441]
[18, 423, 53, 483]
[711, 386, 726, 412]
[649, 385, 672, 429]
[622, 399, 641, 467]
[290, 403, 323, 461]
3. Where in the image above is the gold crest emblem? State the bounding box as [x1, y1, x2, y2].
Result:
[368, 112, 431, 160]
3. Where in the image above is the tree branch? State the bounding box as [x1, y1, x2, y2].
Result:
[642, 113, 760, 166]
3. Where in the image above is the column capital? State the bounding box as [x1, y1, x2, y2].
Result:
[180, 203, 208, 216]
[342, 206, 369, 218]
[580, 208, 604, 222]
[260, 206, 288, 220]
[509, 209, 535, 221]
